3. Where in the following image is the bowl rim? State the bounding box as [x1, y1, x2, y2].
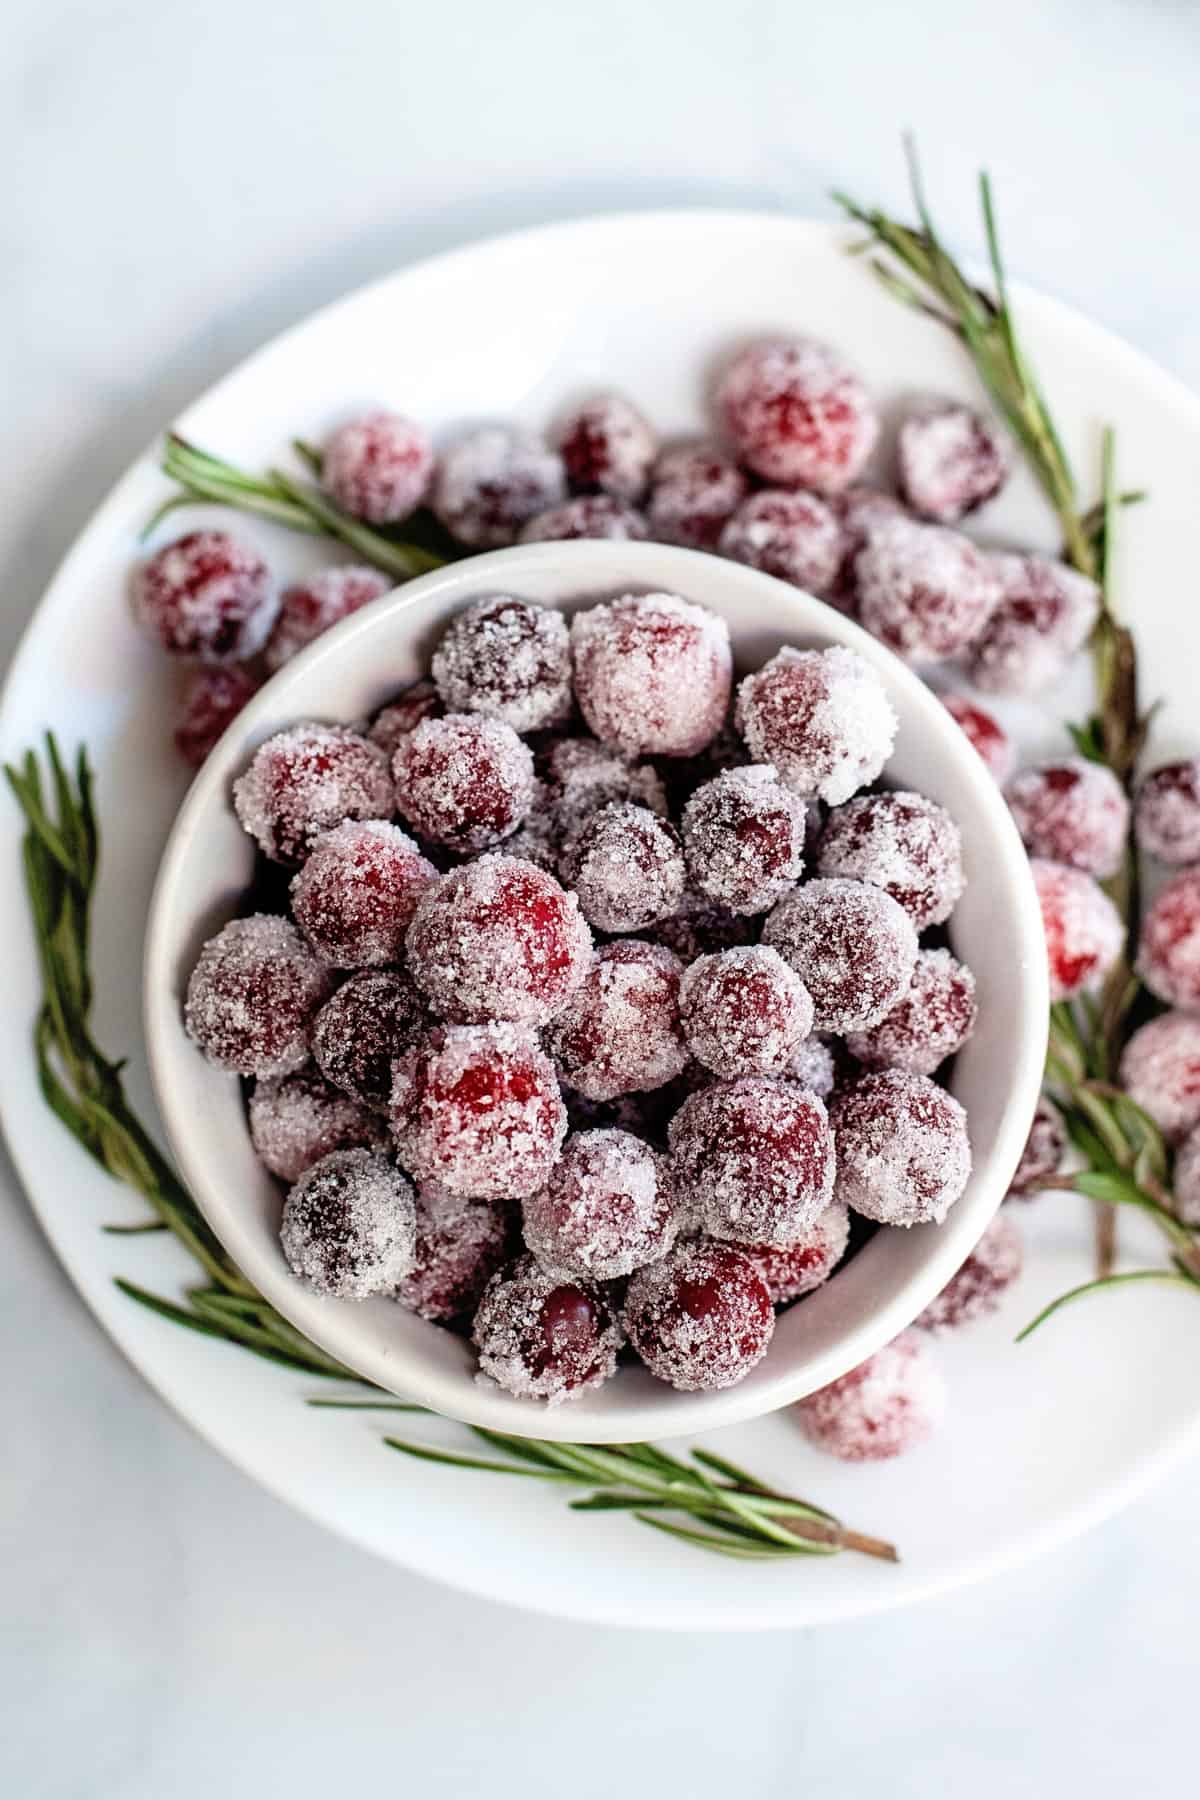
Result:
[143, 538, 1049, 1441]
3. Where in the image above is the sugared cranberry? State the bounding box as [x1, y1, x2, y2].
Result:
[291, 820, 437, 968]
[185, 915, 332, 1077]
[669, 1077, 835, 1247]
[248, 1067, 387, 1183]
[174, 666, 260, 768]
[1117, 1012, 1200, 1144]
[430, 596, 572, 734]
[744, 1201, 850, 1304]
[1032, 859, 1125, 1002]
[846, 948, 977, 1077]
[1006, 758, 1129, 879]
[679, 946, 813, 1079]
[1007, 1096, 1068, 1197]
[830, 487, 909, 609]
[134, 530, 277, 662]
[816, 790, 965, 930]
[645, 442, 749, 551]
[918, 1213, 1023, 1332]
[395, 1185, 518, 1321]
[312, 968, 427, 1112]
[520, 496, 648, 542]
[1135, 759, 1200, 865]
[522, 1129, 677, 1281]
[941, 692, 1015, 783]
[717, 337, 878, 492]
[969, 554, 1100, 694]
[562, 802, 686, 935]
[555, 393, 657, 501]
[542, 736, 668, 851]
[763, 878, 918, 1033]
[681, 764, 808, 916]
[1170, 1124, 1200, 1226]
[783, 1035, 837, 1098]
[623, 1241, 774, 1392]
[391, 1024, 567, 1199]
[547, 940, 689, 1102]
[322, 411, 433, 524]
[406, 855, 591, 1026]
[718, 489, 843, 596]
[232, 723, 394, 866]
[432, 426, 566, 548]
[393, 713, 534, 853]
[735, 646, 896, 804]
[367, 680, 444, 758]
[570, 592, 732, 759]
[1138, 869, 1200, 1010]
[897, 401, 1010, 523]
[264, 565, 390, 672]
[832, 1070, 971, 1226]
[796, 1330, 945, 1462]
[856, 517, 1000, 663]
[280, 1148, 417, 1300]
[472, 1254, 622, 1402]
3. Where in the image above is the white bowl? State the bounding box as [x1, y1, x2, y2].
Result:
[144, 539, 1048, 1442]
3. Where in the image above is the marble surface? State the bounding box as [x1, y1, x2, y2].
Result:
[3, 0, 1199, 1792]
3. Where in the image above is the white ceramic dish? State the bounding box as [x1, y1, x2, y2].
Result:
[143, 539, 1048, 1442]
[4, 211, 1200, 1625]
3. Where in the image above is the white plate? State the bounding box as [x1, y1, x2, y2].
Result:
[3, 211, 1200, 1631]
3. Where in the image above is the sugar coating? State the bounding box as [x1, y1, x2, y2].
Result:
[744, 1201, 851, 1304]
[897, 401, 1010, 523]
[393, 712, 534, 853]
[249, 1067, 387, 1183]
[520, 495, 649, 542]
[312, 968, 427, 1112]
[831, 1070, 971, 1227]
[846, 948, 977, 1077]
[395, 1184, 517, 1321]
[1032, 859, 1125, 1002]
[735, 646, 897, 805]
[717, 337, 878, 492]
[969, 554, 1100, 695]
[856, 517, 1001, 663]
[174, 665, 259, 768]
[646, 442, 749, 550]
[1118, 1011, 1200, 1144]
[941, 692, 1015, 783]
[185, 914, 332, 1078]
[472, 1253, 623, 1403]
[280, 1148, 417, 1300]
[669, 1076, 835, 1248]
[1006, 758, 1129, 879]
[368, 680, 443, 758]
[680, 946, 813, 1078]
[265, 565, 390, 672]
[547, 939, 689, 1102]
[563, 802, 686, 934]
[555, 393, 657, 502]
[1008, 1095, 1067, 1196]
[1135, 760, 1200, 866]
[233, 723, 395, 865]
[571, 593, 733, 759]
[391, 1023, 568, 1199]
[432, 426, 566, 548]
[431, 596, 572, 734]
[796, 1329, 945, 1462]
[816, 790, 965, 930]
[290, 819, 437, 968]
[322, 411, 433, 524]
[1138, 868, 1200, 1009]
[783, 1035, 837, 1098]
[623, 1240, 774, 1392]
[763, 878, 918, 1034]
[1170, 1124, 1200, 1226]
[918, 1212, 1024, 1332]
[681, 764, 807, 915]
[718, 489, 843, 596]
[133, 530, 278, 663]
[406, 854, 592, 1026]
[522, 1129, 677, 1281]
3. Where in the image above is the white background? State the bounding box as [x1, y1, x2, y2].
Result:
[4, 1, 1198, 1793]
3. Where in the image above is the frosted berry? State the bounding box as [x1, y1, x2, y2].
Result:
[645, 442, 749, 551]
[291, 820, 437, 968]
[473, 1253, 622, 1402]
[134, 530, 277, 663]
[1135, 759, 1200, 865]
[1006, 758, 1129, 878]
[856, 517, 1000, 663]
[669, 1077, 835, 1248]
[735, 646, 896, 805]
[783, 1035, 837, 1098]
[406, 854, 591, 1026]
[1032, 859, 1124, 1001]
[432, 426, 566, 548]
[280, 1148, 416, 1300]
[831, 1070, 971, 1227]
[718, 489, 843, 596]
[547, 940, 689, 1102]
[522, 1129, 677, 1281]
[897, 401, 1010, 522]
[816, 790, 965, 930]
[846, 948, 977, 1077]
[563, 802, 686, 934]
[570, 592, 732, 759]
[368, 680, 443, 758]
[232, 723, 394, 866]
[391, 1024, 567, 1199]
[520, 496, 648, 542]
[763, 878, 918, 1033]
[1117, 1011, 1200, 1144]
[796, 1330, 945, 1462]
[248, 1067, 387, 1183]
[744, 1201, 850, 1304]
[941, 692, 1015, 783]
[264, 565, 390, 672]
[969, 554, 1100, 695]
[681, 764, 807, 916]
[393, 713, 535, 853]
[430, 596, 572, 734]
[542, 736, 668, 855]
[555, 393, 657, 502]
[322, 411, 433, 524]
[185, 914, 332, 1078]
[831, 486, 909, 607]
[623, 1241, 774, 1392]
[1008, 1096, 1067, 1197]
[1170, 1124, 1200, 1227]
[919, 1213, 1023, 1333]
[717, 337, 878, 493]
[1138, 869, 1200, 1010]
[312, 968, 427, 1112]
[679, 946, 813, 1079]
[395, 1185, 518, 1321]
[174, 665, 260, 768]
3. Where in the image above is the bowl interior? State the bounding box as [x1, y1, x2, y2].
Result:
[143, 539, 1048, 1442]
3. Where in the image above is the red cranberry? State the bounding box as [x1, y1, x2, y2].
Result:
[395, 1185, 518, 1322]
[393, 713, 535, 853]
[646, 442, 749, 550]
[918, 1213, 1024, 1332]
[846, 948, 977, 1077]
[796, 1330, 945, 1461]
[969, 554, 1100, 695]
[718, 489, 843, 596]
[280, 1149, 416, 1300]
[1118, 1012, 1200, 1144]
[830, 486, 910, 609]
[322, 412, 433, 523]
[430, 596, 572, 734]
[624, 1240, 774, 1391]
[1032, 859, 1125, 1002]
[1135, 759, 1200, 865]
[291, 820, 437, 968]
[1138, 869, 1200, 1009]
[134, 530, 277, 662]
[264, 565, 390, 672]
[185, 914, 332, 1077]
[232, 723, 394, 866]
[1171, 1124, 1200, 1226]
[897, 401, 1010, 522]
[174, 666, 260, 768]
[432, 426, 566, 548]
[542, 736, 668, 854]
[1006, 758, 1129, 878]
[763, 878, 918, 1034]
[816, 790, 965, 930]
[735, 646, 896, 804]
[555, 393, 657, 501]
[546, 940, 689, 1102]
[472, 1254, 622, 1401]
[571, 592, 732, 758]
[856, 517, 1000, 663]
[367, 680, 444, 758]
[717, 337, 878, 492]
[941, 693, 1015, 783]
[680, 765, 808, 916]
[669, 1077, 835, 1247]
[312, 968, 428, 1112]
[522, 1129, 677, 1281]
[248, 1067, 387, 1183]
[744, 1201, 850, 1304]
[679, 946, 813, 1079]
[1007, 1096, 1067, 1197]
[563, 802, 686, 934]
[832, 1070, 971, 1226]
[520, 495, 648, 542]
